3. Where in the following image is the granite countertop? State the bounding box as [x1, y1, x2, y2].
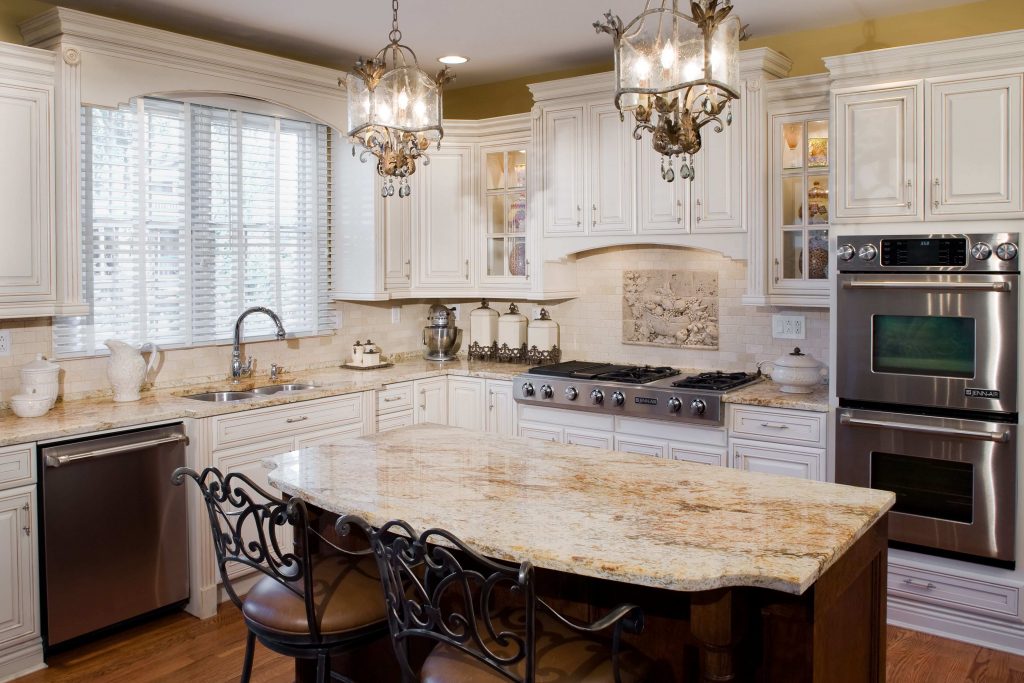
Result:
[0, 359, 523, 447]
[724, 380, 830, 412]
[265, 424, 893, 596]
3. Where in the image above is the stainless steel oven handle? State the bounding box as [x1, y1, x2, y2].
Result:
[839, 415, 1009, 443]
[44, 434, 190, 468]
[841, 280, 1012, 292]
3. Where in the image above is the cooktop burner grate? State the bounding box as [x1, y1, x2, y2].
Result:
[672, 371, 759, 391]
[597, 366, 680, 384]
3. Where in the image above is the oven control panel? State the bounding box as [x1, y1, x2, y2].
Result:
[837, 233, 1019, 273]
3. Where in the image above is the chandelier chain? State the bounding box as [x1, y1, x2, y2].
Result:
[389, 0, 402, 44]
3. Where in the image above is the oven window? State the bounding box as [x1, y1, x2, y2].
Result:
[871, 452, 973, 524]
[872, 315, 975, 378]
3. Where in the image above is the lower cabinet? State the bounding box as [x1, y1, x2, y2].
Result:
[0, 443, 41, 681]
[448, 376, 486, 431]
[726, 404, 827, 481]
[414, 377, 449, 425]
[485, 380, 517, 437]
[729, 439, 823, 481]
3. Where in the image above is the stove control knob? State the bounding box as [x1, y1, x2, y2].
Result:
[996, 242, 1018, 261]
[971, 242, 993, 261]
[611, 391, 625, 406]
[690, 399, 707, 416]
[565, 386, 579, 401]
[540, 385, 553, 399]
[521, 382, 535, 397]
[667, 397, 683, 413]
[590, 388, 604, 405]
[857, 244, 878, 262]
[837, 244, 856, 261]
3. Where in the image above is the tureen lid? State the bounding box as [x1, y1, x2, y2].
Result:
[22, 353, 60, 375]
[772, 347, 823, 369]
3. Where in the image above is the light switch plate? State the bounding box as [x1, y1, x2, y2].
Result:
[391, 306, 401, 324]
[772, 313, 806, 340]
[0, 330, 10, 357]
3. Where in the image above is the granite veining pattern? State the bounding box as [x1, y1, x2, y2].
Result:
[265, 425, 893, 596]
[724, 382, 830, 412]
[0, 359, 524, 447]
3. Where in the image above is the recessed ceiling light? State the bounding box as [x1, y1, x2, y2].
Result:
[438, 55, 469, 65]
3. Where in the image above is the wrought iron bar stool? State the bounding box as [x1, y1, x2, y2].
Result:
[173, 467, 388, 683]
[338, 515, 653, 683]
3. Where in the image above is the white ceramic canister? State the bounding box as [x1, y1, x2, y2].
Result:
[497, 303, 528, 350]
[469, 300, 499, 347]
[20, 353, 60, 407]
[361, 340, 380, 366]
[527, 308, 559, 350]
[352, 340, 364, 365]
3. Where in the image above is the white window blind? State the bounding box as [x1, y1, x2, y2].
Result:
[55, 98, 334, 357]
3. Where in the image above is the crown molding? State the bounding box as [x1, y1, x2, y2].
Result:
[825, 29, 1024, 82]
[0, 42, 56, 80]
[445, 112, 531, 138]
[766, 73, 830, 107]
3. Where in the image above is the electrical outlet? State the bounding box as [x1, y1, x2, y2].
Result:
[391, 305, 401, 324]
[0, 330, 10, 357]
[450, 304, 461, 321]
[335, 310, 343, 329]
[772, 313, 806, 340]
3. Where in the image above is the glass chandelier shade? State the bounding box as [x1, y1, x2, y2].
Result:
[596, 0, 743, 182]
[346, 0, 453, 197]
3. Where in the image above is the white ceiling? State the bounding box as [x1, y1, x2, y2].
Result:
[53, 0, 970, 87]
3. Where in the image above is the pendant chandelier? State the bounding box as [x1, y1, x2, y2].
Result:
[347, 0, 455, 198]
[595, 1, 743, 182]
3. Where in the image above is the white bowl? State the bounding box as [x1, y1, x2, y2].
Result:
[10, 393, 51, 418]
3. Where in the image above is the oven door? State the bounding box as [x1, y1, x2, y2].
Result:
[835, 407, 1016, 563]
[836, 272, 1018, 413]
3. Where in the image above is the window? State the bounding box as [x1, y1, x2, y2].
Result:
[54, 97, 334, 357]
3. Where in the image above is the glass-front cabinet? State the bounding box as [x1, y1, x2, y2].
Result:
[480, 144, 529, 286]
[770, 111, 830, 299]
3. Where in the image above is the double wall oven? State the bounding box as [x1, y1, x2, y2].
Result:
[835, 233, 1019, 567]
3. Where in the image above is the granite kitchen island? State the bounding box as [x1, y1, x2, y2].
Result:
[266, 424, 894, 682]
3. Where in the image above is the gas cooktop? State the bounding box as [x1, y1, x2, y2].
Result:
[518, 361, 760, 425]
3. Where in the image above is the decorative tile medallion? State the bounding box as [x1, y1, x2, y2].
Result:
[623, 270, 719, 349]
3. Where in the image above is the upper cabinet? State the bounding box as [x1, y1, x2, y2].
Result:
[588, 102, 635, 235]
[543, 105, 586, 236]
[413, 143, 475, 290]
[692, 100, 743, 233]
[480, 143, 529, 286]
[0, 44, 56, 319]
[826, 31, 1024, 225]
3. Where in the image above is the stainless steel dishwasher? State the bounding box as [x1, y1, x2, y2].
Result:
[39, 423, 190, 647]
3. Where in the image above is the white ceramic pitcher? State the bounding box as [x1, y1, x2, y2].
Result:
[105, 340, 159, 402]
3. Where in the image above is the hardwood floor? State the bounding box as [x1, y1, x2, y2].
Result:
[13, 605, 1024, 682]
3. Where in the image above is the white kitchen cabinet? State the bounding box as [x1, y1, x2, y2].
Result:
[727, 404, 826, 481]
[383, 192, 413, 290]
[614, 434, 669, 458]
[730, 439, 823, 481]
[479, 142, 530, 287]
[485, 380, 517, 437]
[413, 143, 475, 289]
[588, 102, 634, 234]
[669, 443, 727, 466]
[834, 83, 922, 220]
[927, 73, 1023, 219]
[565, 427, 613, 449]
[0, 485, 38, 654]
[414, 377, 449, 425]
[448, 376, 486, 432]
[0, 45, 56, 318]
[542, 105, 586, 235]
[692, 99, 743, 232]
[638, 143, 688, 234]
[517, 421, 563, 443]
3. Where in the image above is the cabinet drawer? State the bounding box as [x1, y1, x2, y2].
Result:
[889, 563, 1021, 622]
[211, 394, 363, 450]
[565, 428, 613, 449]
[518, 421, 563, 443]
[729, 405, 826, 447]
[669, 443, 726, 467]
[0, 444, 34, 489]
[614, 435, 668, 458]
[377, 410, 415, 433]
[377, 382, 414, 415]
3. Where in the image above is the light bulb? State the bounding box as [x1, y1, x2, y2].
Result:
[660, 42, 675, 70]
[379, 102, 393, 124]
[634, 56, 651, 80]
[413, 99, 427, 123]
[710, 48, 723, 75]
[397, 89, 409, 111]
[683, 59, 701, 82]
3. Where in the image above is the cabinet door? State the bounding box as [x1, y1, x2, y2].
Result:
[928, 73, 1023, 218]
[486, 380, 516, 438]
[0, 81, 54, 305]
[543, 106, 585, 235]
[0, 486, 37, 648]
[518, 421, 563, 443]
[692, 102, 742, 232]
[414, 377, 449, 425]
[730, 440, 823, 481]
[834, 84, 921, 220]
[638, 142, 688, 234]
[383, 190, 412, 289]
[448, 377, 485, 431]
[414, 144, 473, 287]
[566, 428, 613, 449]
[588, 103, 634, 234]
[614, 434, 669, 458]
[669, 443, 726, 467]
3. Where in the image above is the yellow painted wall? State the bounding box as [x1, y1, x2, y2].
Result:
[446, 0, 1024, 119]
[0, 0, 51, 44]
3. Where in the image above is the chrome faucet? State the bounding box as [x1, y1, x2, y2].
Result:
[231, 306, 287, 382]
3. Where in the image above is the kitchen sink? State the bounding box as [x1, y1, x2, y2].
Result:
[250, 383, 316, 395]
[185, 391, 258, 402]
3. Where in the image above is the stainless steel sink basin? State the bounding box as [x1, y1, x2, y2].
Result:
[250, 383, 316, 395]
[185, 391, 257, 402]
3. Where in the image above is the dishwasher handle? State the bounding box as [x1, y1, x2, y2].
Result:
[44, 434, 190, 468]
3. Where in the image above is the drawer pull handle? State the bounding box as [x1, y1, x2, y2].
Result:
[286, 416, 309, 424]
[903, 578, 936, 590]
[759, 422, 789, 429]
[21, 503, 30, 536]
[383, 396, 404, 402]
